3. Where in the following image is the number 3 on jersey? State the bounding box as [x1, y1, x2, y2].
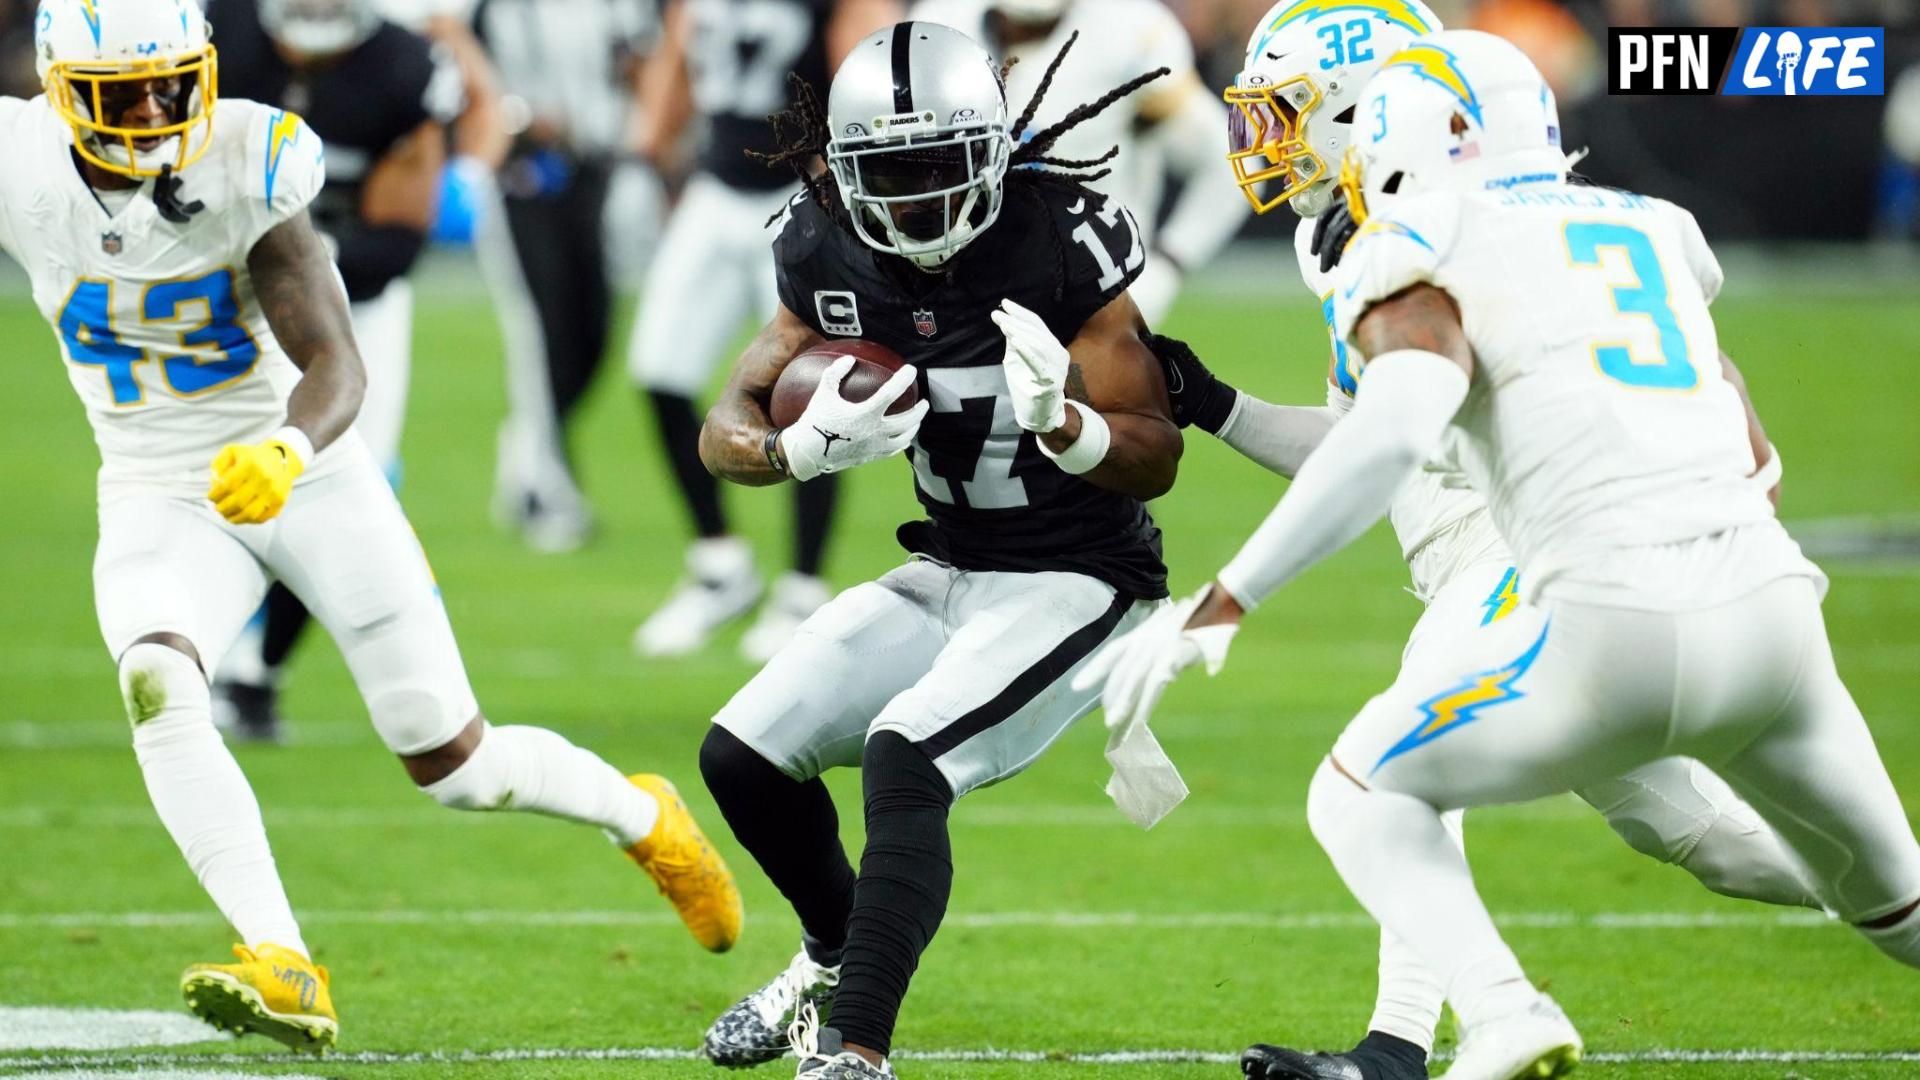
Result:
[59, 268, 260, 405]
[1564, 222, 1696, 391]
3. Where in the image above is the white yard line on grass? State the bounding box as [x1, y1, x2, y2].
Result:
[4, 1047, 1920, 1071]
[0, 800, 1601, 830]
[0, 908, 1836, 931]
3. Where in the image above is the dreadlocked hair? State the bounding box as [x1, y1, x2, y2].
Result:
[751, 34, 1170, 299]
[1004, 31, 1169, 299]
[751, 73, 842, 227]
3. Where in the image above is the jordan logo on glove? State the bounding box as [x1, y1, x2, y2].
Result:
[813, 427, 848, 455]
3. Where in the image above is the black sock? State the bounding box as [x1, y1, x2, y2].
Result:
[829, 732, 954, 1058]
[1352, 1030, 1428, 1075]
[647, 390, 726, 539]
[698, 726, 856, 957]
[259, 582, 311, 675]
[791, 473, 839, 577]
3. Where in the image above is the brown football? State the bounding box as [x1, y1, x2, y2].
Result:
[770, 339, 919, 429]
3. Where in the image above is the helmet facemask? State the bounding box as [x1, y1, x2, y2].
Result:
[1224, 74, 1331, 216]
[829, 114, 1010, 271]
[48, 49, 218, 179]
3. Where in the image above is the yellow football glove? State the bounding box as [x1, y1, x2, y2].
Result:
[208, 433, 307, 525]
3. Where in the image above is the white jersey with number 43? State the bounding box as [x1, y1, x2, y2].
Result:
[1334, 182, 1818, 610]
[0, 95, 327, 493]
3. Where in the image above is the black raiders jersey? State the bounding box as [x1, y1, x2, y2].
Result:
[208, 0, 460, 276]
[687, 0, 832, 191]
[773, 184, 1169, 600]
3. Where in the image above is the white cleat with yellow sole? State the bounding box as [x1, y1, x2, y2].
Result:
[1443, 995, 1582, 1080]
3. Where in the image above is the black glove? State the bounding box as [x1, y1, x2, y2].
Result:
[1309, 188, 1360, 275]
[1146, 332, 1237, 434]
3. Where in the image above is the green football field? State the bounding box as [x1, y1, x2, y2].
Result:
[2, 265, 1917, 1079]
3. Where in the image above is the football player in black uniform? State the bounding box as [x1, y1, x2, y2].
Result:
[627, 0, 898, 663]
[207, 0, 460, 739]
[694, 22, 1176, 1077]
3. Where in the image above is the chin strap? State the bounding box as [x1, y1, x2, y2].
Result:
[153, 164, 205, 224]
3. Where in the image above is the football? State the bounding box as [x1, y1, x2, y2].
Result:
[770, 339, 919, 428]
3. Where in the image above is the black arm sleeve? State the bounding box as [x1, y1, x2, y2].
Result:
[331, 223, 427, 302]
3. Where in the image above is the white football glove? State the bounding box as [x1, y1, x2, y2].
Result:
[1073, 586, 1239, 741]
[991, 298, 1070, 433]
[780, 356, 928, 482]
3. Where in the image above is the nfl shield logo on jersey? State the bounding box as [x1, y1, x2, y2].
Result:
[913, 309, 937, 338]
[100, 231, 122, 255]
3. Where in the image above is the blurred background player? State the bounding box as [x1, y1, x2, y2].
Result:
[480, 0, 662, 552]
[909, 0, 1249, 324]
[207, 0, 462, 740]
[15, 0, 741, 1046]
[625, 0, 899, 662]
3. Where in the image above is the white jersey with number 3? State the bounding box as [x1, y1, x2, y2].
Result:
[1297, 218, 1507, 598]
[1333, 182, 1819, 610]
[0, 95, 328, 494]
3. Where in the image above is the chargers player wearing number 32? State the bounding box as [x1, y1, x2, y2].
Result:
[695, 21, 1182, 1077]
[1083, 29, 1920, 1080]
[10, 0, 741, 1050]
[1137, 5, 1825, 1079]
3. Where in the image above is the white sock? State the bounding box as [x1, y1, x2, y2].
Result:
[423, 724, 660, 846]
[1365, 809, 1463, 1052]
[122, 643, 306, 957]
[1307, 758, 1535, 1032]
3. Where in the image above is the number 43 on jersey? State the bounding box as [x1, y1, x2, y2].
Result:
[59, 268, 259, 405]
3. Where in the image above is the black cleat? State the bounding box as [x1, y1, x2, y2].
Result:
[212, 681, 284, 745]
[1242, 1032, 1428, 1080]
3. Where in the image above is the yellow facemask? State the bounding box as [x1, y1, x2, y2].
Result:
[1338, 148, 1370, 227]
[47, 46, 219, 179]
[1223, 74, 1325, 215]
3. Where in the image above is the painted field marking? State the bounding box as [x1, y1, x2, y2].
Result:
[3, 1046, 1919, 1071]
[0, 908, 1837, 931]
[0, 799, 1599, 830]
[0, 1007, 229, 1051]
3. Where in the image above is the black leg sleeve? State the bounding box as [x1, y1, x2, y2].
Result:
[698, 725, 856, 958]
[649, 390, 728, 539]
[259, 582, 312, 672]
[829, 731, 954, 1058]
[791, 472, 839, 577]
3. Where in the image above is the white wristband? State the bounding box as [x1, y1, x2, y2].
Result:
[1751, 442, 1782, 491]
[1038, 400, 1111, 475]
[270, 425, 314, 467]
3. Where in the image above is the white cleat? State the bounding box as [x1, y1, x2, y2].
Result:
[635, 537, 763, 657]
[703, 946, 842, 1068]
[740, 573, 832, 664]
[1443, 995, 1582, 1080]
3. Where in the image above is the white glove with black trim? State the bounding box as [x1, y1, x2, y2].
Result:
[779, 356, 928, 482]
[1074, 586, 1239, 742]
[992, 298, 1070, 433]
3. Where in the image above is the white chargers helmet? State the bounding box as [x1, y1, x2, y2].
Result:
[827, 21, 1012, 271]
[1340, 30, 1565, 227]
[1226, 0, 1441, 217]
[35, 0, 218, 179]
[259, 0, 381, 59]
